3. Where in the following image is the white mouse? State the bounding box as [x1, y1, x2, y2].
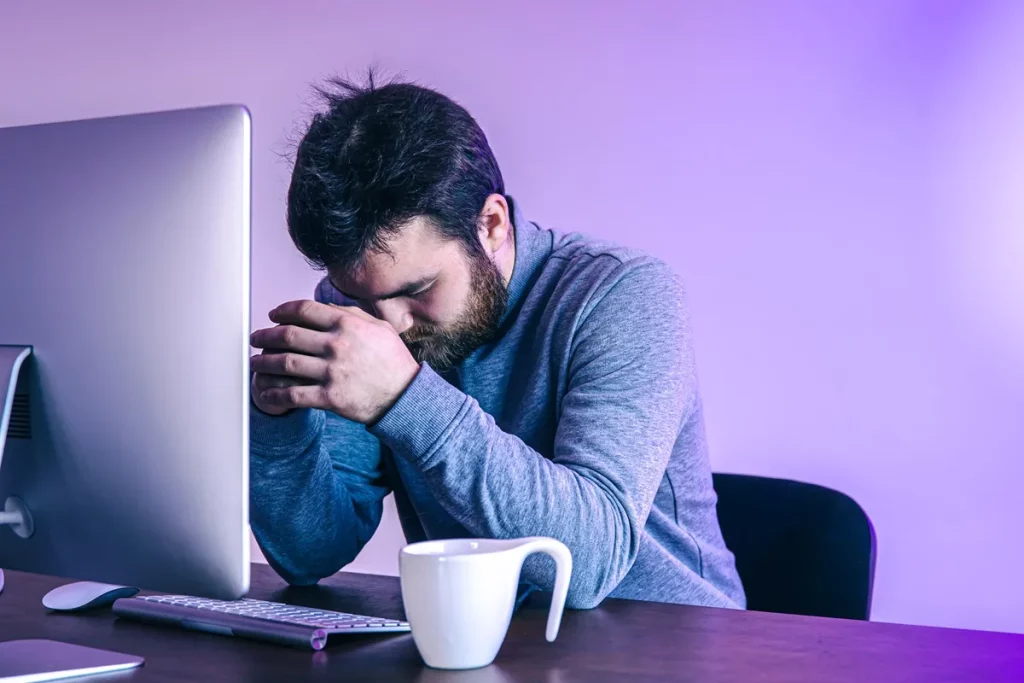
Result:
[42, 581, 140, 612]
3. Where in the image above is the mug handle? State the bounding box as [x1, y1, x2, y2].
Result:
[514, 537, 573, 642]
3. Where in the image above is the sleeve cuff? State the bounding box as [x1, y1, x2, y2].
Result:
[250, 404, 325, 456]
[368, 364, 470, 466]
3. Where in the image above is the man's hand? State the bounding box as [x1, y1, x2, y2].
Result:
[251, 364, 303, 416]
[249, 300, 421, 424]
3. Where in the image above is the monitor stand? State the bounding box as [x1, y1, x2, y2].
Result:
[0, 346, 35, 594]
[0, 346, 31, 477]
[0, 347, 144, 679]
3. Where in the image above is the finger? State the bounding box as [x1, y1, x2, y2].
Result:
[250, 325, 331, 355]
[250, 352, 329, 381]
[252, 372, 303, 392]
[259, 384, 328, 411]
[331, 304, 380, 324]
[268, 300, 341, 331]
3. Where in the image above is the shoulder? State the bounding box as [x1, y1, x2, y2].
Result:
[550, 234, 696, 387]
[548, 232, 686, 319]
[314, 277, 357, 306]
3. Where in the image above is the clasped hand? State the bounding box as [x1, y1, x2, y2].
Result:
[249, 300, 420, 424]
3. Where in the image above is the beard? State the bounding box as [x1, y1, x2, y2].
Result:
[400, 253, 509, 373]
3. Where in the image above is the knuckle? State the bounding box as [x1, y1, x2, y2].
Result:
[328, 336, 345, 357]
[325, 362, 343, 384]
[282, 354, 298, 374]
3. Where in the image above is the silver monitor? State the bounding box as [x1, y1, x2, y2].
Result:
[0, 105, 250, 600]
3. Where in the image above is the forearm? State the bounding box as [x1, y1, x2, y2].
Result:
[249, 408, 372, 584]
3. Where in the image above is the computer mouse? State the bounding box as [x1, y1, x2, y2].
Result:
[42, 581, 140, 612]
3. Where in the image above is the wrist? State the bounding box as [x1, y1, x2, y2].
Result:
[367, 361, 423, 426]
[368, 363, 471, 466]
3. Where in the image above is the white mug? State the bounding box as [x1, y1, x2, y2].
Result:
[399, 537, 572, 670]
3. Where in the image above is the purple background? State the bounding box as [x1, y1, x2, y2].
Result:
[3, 0, 1022, 634]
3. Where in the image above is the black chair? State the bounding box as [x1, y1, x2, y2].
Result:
[712, 473, 876, 620]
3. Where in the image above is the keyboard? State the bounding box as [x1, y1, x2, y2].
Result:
[112, 594, 410, 650]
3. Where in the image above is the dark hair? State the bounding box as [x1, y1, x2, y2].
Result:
[286, 71, 505, 271]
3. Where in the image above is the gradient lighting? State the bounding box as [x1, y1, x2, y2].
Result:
[1, 0, 1022, 636]
[933, 5, 1024, 378]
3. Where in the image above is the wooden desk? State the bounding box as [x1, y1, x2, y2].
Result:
[0, 563, 1021, 682]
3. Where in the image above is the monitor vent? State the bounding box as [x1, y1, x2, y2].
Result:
[7, 393, 31, 439]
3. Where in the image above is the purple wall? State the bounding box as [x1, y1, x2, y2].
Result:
[3, 0, 1022, 634]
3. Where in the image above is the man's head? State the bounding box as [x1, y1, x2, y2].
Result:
[286, 73, 513, 372]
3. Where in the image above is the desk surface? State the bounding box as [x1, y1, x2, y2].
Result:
[0, 563, 1021, 682]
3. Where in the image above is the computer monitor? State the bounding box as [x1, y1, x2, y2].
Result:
[0, 105, 251, 600]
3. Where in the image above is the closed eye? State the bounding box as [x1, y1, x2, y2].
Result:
[330, 276, 437, 303]
[409, 284, 433, 299]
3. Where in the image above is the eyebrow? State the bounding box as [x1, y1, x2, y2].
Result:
[331, 275, 437, 302]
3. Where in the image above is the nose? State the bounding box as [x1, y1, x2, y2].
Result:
[372, 300, 414, 335]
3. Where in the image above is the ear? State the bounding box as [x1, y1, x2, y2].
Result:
[476, 194, 512, 255]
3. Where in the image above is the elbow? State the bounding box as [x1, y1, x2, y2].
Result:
[564, 563, 627, 609]
[563, 533, 638, 610]
[265, 555, 325, 588]
[279, 566, 322, 587]
[561, 504, 641, 610]
[565, 586, 610, 610]
[252, 526, 351, 587]
[256, 538, 333, 587]
[285, 575, 321, 588]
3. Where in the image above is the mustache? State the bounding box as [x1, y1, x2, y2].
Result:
[398, 254, 509, 372]
[401, 326, 443, 346]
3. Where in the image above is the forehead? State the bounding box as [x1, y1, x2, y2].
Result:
[330, 217, 463, 294]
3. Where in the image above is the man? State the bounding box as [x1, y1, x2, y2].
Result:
[249, 73, 745, 610]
